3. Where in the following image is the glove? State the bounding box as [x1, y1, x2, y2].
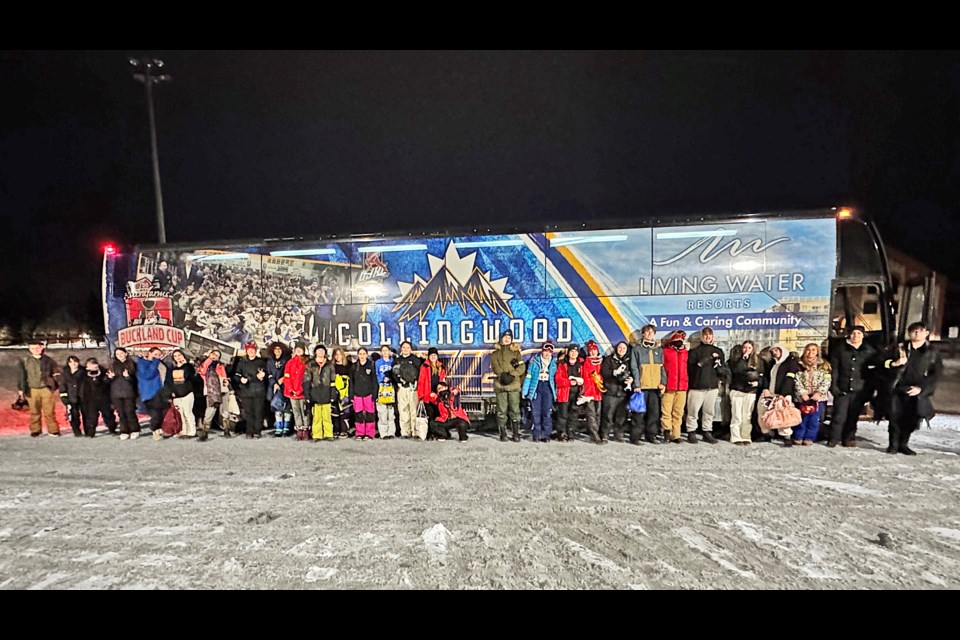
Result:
[60, 393, 70, 407]
[614, 364, 626, 376]
[510, 358, 522, 368]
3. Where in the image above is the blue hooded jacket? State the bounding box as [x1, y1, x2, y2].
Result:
[522, 354, 557, 401]
[136, 357, 164, 402]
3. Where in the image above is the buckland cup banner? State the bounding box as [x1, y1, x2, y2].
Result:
[114, 275, 185, 353]
[103, 218, 836, 361]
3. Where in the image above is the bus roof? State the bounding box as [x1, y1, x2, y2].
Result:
[127, 206, 843, 253]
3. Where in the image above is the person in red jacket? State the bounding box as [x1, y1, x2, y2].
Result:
[555, 345, 600, 443]
[417, 347, 446, 440]
[283, 341, 310, 440]
[661, 330, 689, 443]
[432, 380, 469, 442]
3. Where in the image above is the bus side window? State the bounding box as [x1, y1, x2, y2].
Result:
[831, 284, 883, 336]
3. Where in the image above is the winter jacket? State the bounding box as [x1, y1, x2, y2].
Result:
[393, 353, 422, 388]
[729, 357, 762, 394]
[555, 359, 584, 403]
[662, 345, 689, 392]
[334, 363, 352, 404]
[418, 362, 447, 403]
[197, 357, 229, 403]
[629, 341, 667, 390]
[829, 341, 880, 397]
[436, 388, 470, 424]
[109, 358, 138, 400]
[763, 348, 800, 398]
[687, 344, 728, 390]
[17, 354, 61, 397]
[893, 341, 943, 398]
[376, 356, 394, 386]
[283, 356, 308, 400]
[522, 355, 557, 401]
[59, 367, 83, 405]
[795, 362, 831, 403]
[136, 357, 165, 402]
[233, 356, 267, 397]
[351, 359, 379, 398]
[601, 352, 632, 398]
[267, 354, 290, 398]
[78, 369, 111, 409]
[581, 355, 605, 400]
[491, 342, 526, 392]
[166, 362, 197, 399]
[303, 359, 335, 405]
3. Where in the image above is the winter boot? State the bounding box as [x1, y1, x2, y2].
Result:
[222, 422, 233, 439]
[702, 432, 718, 444]
[886, 424, 900, 454]
[898, 430, 917, 456]
[498, 424, 508, 442]
[198, 425, 209, 442]
[687, 432, 698, 444]
[510, 420, 520, 442]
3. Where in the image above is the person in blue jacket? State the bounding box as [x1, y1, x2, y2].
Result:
[136, 347, 168, 440]
[522, 341, 558, 443]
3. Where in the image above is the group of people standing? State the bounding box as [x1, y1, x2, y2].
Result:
[15, 337, 473, 445]
[17, 321, 942, 455]
[490, 322, 942, 455]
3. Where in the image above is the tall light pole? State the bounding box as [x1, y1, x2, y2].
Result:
[130, 57, 171, 244]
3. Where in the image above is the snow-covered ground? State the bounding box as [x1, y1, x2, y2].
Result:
[1, 420, 959, 589]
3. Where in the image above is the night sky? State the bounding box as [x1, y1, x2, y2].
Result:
[2, 50, 959, 330]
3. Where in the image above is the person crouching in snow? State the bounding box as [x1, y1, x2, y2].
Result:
[661, 330, 689, 443]
[431, 380, 470, 442]
[522, 342, 557, 442]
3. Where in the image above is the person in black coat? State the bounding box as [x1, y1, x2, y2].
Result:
[885, 322, 944, 455]
[600, 342, 633, 442]
[350, 347, 379, 440]
[827, 326, 884, 447]
[107, 347, 139, 438]
[233, 341, 268, 437]
[78, 358, 117, 437]
[685, 327, 727, 444]
[59, 356, 84, 437]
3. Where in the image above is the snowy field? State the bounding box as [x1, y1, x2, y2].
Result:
[1, 419, 960, 589]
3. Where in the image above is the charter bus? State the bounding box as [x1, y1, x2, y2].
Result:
[102, 206, 928, 407]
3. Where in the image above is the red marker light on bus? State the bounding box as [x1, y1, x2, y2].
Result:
[102, 243, 118, 256]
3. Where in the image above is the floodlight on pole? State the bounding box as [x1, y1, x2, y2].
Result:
[130, 57, 171, 244]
